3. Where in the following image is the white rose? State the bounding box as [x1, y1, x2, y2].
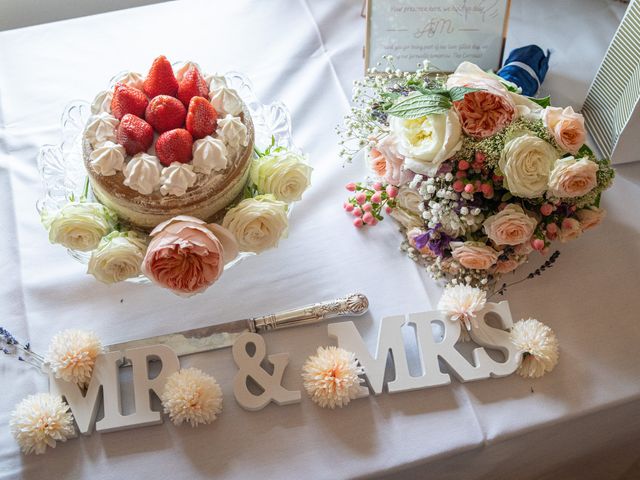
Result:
[46, 202, 117, 252]
[222, 195, 288, 253]
[87, 231, 147, 284]
[547, 156, 598, 198]
[389, 107, 461, 176]
[390, 186, 423, 229]
[250, 150, 313, 203]
[499, 134, 558, 198]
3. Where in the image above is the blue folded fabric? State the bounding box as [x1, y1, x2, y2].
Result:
[498, 45, 551, 96]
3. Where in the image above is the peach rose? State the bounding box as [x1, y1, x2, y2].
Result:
[548, 156, 599, 198]
[450, 241, 499, 270]
[559, 217, 582, 243]
[483, 204, 538, 246]
[142, 215, 239, 295]
[543, 106, 586, 154]
[494, 257, 522, 274]
[576, 207, 606, 231]
[446, 62, 516, 138]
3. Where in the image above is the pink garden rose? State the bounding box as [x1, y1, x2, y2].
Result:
[493, 257, 522, 274]
[482, 204, 538, 246]
[369, 135, 406, 186]
[543, 106, 586, 154]
[576, 207, 606, 230]
[450, 241, 499, 270]
[142, 215, 239, 295]
[446, 62, 516, 138]
[559, 217, 582, 243]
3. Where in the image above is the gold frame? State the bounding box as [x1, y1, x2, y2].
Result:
[364, 0, 512, 73]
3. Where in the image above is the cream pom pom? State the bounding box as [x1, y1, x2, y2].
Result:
[510, 318, 559, 378]
[302, 346, 364, 409]
[46, 329, 103, 387]
[438, 284, 487, 340]
[10, 393, 75, 455]
[161, 368, 223, 427]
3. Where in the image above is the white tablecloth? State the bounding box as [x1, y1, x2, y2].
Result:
[1, 1, 639, 479]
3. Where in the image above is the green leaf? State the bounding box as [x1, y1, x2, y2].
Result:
[577, 144, 594, 158]
[502, 82, 520, 93]
[501, 192, 513, 202]
[594, 192, 602, 208]
[448, 86, 479, 102]
[386, 93, 452, 119]
[528, 96, 551, 108]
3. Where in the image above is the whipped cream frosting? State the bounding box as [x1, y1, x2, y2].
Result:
[192, 136, 228, 174]
[205, 73, 228, 91]
[160, 162, 197, 197]
[86, 112, 119, 147]
[91, 90, 113, 115]
[209, 87, 243, 116]
[89, 141, 126, 176]
[113, 71, 144, 90]
[123, 153, 162, 195]
[175, 61, 201, 82]
[217, 114, 248, 153]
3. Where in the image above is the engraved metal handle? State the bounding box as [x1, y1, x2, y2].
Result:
[251, 293, 369, 332]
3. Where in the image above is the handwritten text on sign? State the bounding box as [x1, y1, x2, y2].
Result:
[367, 0, 510, 72]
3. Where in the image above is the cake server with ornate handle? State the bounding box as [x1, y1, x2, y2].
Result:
[107, 293, 369, 357]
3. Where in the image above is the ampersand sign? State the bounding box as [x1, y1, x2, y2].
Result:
[232, 333, 301, 411]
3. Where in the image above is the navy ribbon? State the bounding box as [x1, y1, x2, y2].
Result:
[498, 45, 551, 96]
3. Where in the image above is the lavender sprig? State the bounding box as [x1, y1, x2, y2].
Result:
[0, 327, 45, 370]
[489, 251, 561, 299]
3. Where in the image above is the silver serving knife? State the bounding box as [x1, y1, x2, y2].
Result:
[107, 293, 368, 357]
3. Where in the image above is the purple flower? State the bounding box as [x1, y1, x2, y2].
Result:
[414, 225, 452, 257]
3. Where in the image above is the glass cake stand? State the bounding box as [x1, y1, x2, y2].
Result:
[36, 71, 299, 284]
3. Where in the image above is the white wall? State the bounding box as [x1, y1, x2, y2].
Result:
[0, 0, 168, 31]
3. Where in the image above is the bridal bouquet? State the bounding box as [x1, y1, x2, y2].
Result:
[339, 60, 614, 291]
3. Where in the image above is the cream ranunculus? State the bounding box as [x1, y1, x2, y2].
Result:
[46, 202, 117, 252]
[87, 231, 147, 284]
[250, 150, 313, 203]
[498, 133, 558, 198]
[483, 204, 538, 246]
[547, 156, 599, 199]
[390, 186, 423, 229]
[222, 194, 288, 253]
[389, 107, 461, 176]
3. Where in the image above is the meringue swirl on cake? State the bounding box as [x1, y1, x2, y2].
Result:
[91, 90, 113, 115]
[86, 113, 119, 147]
[210, 88, 243, 116]
[192, 136, 228, 174]
[89, 141, 126, 176]
[113, 71, 144, 90]
[217, 115, 248, 153]
[160, 163, 197, 197]
[123, 153, 162, 195]
[205, 73, 228, 91]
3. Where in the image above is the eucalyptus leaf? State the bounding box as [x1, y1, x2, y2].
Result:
[577, 144, 594, 158]
[448, 86, 480, 102]
[528, 96, 551, 108]
[386, 93, 452, 119]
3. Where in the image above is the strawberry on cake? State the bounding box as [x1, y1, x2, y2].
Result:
[84, 55, 254, 231]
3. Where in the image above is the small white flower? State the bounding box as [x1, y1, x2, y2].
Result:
[437, 285, 487, 332]
[10, 393, 75, 455]
[46, 329, 103, 387]
[511, 318, 559, 378]
[161, 368, 223, 427]
[302, 346, 364, 409]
